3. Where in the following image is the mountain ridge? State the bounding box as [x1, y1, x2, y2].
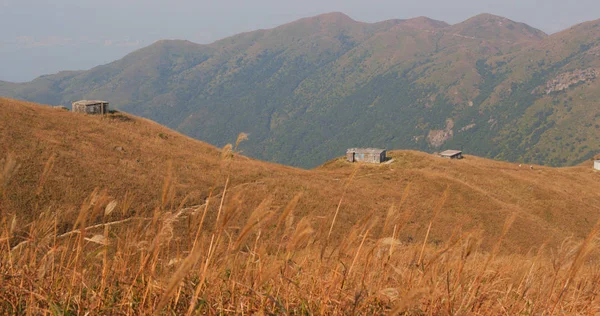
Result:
[1, 13, 599, 168]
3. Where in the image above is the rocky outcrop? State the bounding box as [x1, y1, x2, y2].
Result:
[459, 123, 476, 132]
[545, 68, 597, 94]
[427, 119, 454, 148]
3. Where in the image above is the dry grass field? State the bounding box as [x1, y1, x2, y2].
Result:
[2, 97, 600, 314]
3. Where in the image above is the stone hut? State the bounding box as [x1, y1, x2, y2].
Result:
[72, 100, 109, 114]
[440, 150, 463, 159]
[594, 160, 600, 171]
[346, 148, 386, 163]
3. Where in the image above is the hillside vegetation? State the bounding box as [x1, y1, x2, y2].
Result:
[2, 98, 600, 313]
[1, 13, 600, 168]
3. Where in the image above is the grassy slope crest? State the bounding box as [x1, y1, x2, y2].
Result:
[2, 97, 600, 253]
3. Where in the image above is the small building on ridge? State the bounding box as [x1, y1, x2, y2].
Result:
[594, 160, 600, 171]
[72, 100, 109, 115]
[439, 150, 463, 159]
[346, 148, 386, 164]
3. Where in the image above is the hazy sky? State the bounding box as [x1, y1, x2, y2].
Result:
[1, 0, 599, 82]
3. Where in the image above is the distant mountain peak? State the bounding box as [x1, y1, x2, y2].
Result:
[451, 13, 547, 42]
[469, 13, 510, 21]
[401, 16, 450, 30]
[460, 13, 525, 28]
[314, 12, 355, 21]
[290, 11, 358, 27]
[555, 17, 600, 35]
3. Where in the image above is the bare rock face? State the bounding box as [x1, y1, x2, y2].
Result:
[545, 68, 597, 94]
[427, 119, 454, 148]
[459, 123, 476, 132]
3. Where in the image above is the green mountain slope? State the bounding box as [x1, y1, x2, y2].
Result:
[2, 12, 599, 168]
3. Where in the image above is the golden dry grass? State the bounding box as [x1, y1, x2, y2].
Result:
[2, 97, 600, 314]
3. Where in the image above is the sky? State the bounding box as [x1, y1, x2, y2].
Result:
[1, 0, 599, 82]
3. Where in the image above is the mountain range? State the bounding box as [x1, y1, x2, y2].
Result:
[2, 12, 600, 168]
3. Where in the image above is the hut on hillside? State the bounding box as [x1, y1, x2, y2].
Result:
[439, 150, 463, 159]
[346, 148, 386, 163]
[72, 100, 109, 114]
[594, 160, 600, 171]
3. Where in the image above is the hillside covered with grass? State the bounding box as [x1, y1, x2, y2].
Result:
[2, 98, 600, 313]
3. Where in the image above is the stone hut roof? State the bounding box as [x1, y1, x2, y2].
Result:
[347, 148, 386, 154]
[72, 100, 108, 106]
[440, 150, 462, 157]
